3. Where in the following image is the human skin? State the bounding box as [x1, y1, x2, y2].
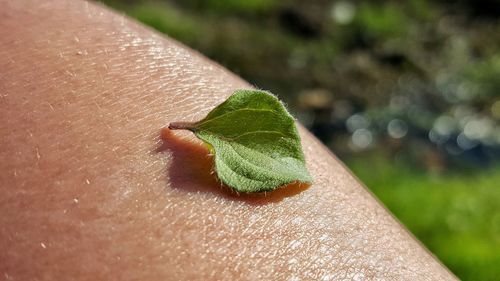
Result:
[0, 1, 456, 280]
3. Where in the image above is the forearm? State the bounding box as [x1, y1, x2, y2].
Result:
[0, 0, 455, 280]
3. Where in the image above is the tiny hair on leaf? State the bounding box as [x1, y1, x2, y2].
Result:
[168, 89, 312, 193]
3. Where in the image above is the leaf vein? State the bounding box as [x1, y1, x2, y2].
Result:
[197, 108, 284, 127]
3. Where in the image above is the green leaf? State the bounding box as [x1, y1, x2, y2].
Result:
[169, 89, 312, 193]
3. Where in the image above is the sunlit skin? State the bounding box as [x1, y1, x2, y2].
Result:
[0, 0, 456, 280]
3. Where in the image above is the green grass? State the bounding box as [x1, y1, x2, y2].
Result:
[348, 154, 500, 281]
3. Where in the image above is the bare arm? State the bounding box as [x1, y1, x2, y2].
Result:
[0, 1, 455, 280]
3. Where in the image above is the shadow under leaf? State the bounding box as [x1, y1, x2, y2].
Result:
[155, 128, 310, 205]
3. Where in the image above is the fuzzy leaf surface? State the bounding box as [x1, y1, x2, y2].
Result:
[186, 89, 312, 192]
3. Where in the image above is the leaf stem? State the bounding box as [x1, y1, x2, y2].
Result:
[168, 121, 196, 131]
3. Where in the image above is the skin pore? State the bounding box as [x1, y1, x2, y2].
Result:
[0, 0, 456, 280]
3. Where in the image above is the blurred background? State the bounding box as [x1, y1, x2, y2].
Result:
[99, 0, 499, 279]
